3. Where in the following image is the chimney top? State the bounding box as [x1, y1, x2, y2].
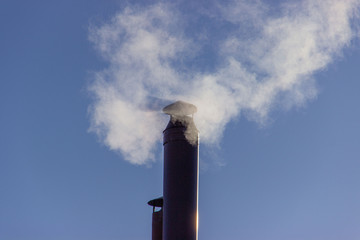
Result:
[147, 197, 163, 207]
[162, 101, 197, 116]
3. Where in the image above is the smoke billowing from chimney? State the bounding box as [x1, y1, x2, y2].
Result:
[88, 0, 360, 164]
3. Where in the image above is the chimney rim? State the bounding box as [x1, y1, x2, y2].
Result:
[162, 100, 197, 116]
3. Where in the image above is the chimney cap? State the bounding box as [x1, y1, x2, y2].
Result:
[148, 197, 163, 207]
[162, 101, 197, 116]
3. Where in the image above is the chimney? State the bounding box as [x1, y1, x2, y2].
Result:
[148, 101, 199, 240]
[148, 197, 163, 240]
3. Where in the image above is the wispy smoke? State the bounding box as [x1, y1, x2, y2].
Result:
[88, 0, 360, 165]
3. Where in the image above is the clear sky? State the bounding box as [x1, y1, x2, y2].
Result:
[1, 0, 360, 240]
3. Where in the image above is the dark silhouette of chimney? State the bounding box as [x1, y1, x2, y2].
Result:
[148, 101, 199, 240]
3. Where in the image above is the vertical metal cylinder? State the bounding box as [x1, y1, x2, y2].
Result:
[148, 197, 163, 240]
[163, 115, 199, 240]
[151, 209, 163, 240]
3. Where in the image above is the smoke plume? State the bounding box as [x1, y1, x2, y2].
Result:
[88, 0, 360, 165]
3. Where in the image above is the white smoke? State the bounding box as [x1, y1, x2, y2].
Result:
[88, 0, 360, 165]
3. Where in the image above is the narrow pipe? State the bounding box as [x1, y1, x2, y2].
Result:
[148, 197, 163, 240]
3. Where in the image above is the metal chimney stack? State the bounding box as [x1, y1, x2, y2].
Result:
[148, 101, 199, 240]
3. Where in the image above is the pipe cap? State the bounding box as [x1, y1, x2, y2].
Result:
[148, 197, 163, 207]
[162, 101, 197, 116]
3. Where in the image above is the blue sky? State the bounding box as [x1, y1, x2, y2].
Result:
[1, 0, 360, 239]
